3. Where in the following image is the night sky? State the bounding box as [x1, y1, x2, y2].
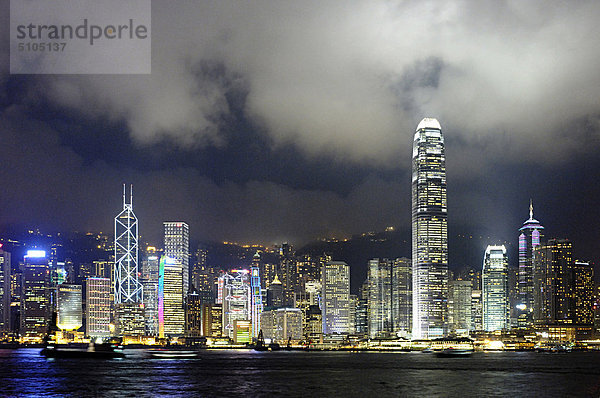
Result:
[1, 1, 600, 270]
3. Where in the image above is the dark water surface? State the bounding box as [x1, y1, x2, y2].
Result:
[1, 349, 600, 397]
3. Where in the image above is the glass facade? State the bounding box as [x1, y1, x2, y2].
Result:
[159, 256, 185, 337]
[321, 261, 350, 334]
[114, 185, 143, 304]
[482, 245, 509, 331]
[57, 284, 82, 331]
[411, 118, 448, 339]
[21, 253, 51, 343]
[86, 277, 111, 338]
[163, 222, 190, 297]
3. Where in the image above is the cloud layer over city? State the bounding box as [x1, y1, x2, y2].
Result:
[2, 1, 600, 264]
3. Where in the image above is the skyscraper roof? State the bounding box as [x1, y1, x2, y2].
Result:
[519, 200, 544, 231]
[416, 118, 441, 131]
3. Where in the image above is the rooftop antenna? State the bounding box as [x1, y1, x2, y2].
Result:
[529, 198, 533, 220]
[122, 183, 126, 207]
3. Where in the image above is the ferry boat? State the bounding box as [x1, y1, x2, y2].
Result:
[435, 347, 474, 357]
[41, 343, 125, 359]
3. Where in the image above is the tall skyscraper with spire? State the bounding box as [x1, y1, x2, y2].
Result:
[517, 200, 544, 327]
[411, 118, 448, 339]
[114, 184, 143, 304]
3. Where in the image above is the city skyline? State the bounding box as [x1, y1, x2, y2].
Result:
[2, 2, 600, 268]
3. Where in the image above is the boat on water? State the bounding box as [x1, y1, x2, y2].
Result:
[435, 347, 474, 357]
[41, 343, 125, 359]
[146, 348, 200, 358]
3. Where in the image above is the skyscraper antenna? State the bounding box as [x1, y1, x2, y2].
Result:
[130, 184, 133, 206]
[529, 199, 533, 220]
[122, 183, 126, 207]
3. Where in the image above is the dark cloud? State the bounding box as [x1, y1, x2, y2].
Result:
[2, 1, 600, 268]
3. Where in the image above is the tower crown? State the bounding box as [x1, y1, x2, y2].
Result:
[416, 118, 441, 131]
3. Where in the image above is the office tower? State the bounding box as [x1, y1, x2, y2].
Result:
[21, 251, 51, 343]
[411, 118, 448, 339]
[355, 280, 368, 335]
[533, 239, 573, 326]
[185, 291, 203, 337]
[86, 277, 111, 339]
[304, 305, 323, 340]
[279, 243, 296, 306]
[56, 284, 82, 331]
[267, 275, 284, 308]
[201, 303, 222, 337]
[471, 290, 483, 331]
[0, 247, 11, 332]
[507, 266, 520, 327]
[250, 255, 263, 338]
[158, 256, 185, 338]
[191, 247, 208, 291]
[115, 302, 145, 337]
[482, 245, 509, 331]
[517, 201, 544, 327]
[114, 184, 143, 304]
[142, 249, 159, 336]
[573, 261, 594, 325]
[219, 270, 251, 338]
[232, 320, 252, 344]
[164, 222, 190, 297]
[448, 279, 472, 335]
[367, 259, 393, 338]
[260, 307, 303, 342]
[321, 261, 350, 334]
[392, 257, 412, 336]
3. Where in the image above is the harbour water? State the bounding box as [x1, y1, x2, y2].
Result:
[1, 348, 600, 397]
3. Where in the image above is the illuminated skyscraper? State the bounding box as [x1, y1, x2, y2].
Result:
[219, 270, 251, 338]
[533, 239, 573, 326]
[86, 277, 111, 339]
[115, 302, 145, 337]
[158, 256, 185, 338]
[482, 245, 509, 332]
[517, 201, 544, 327]
[114, 185, 143, 304]
[163, 222, 190, 297]
[260, 307, 303, 342]
[367, 258, 393, 338]
[392, 257, 412, 336]
[573, 261, 594, 325]
[185, 291, 203, 337]
[448, 279, 472, 335]
[250, 253, 263, 338]
[0, 246, 11, 332]
[20, 250, 51, 343]
[267, 275, 284, 308]
[142, 248, 159, 336]
[321, 261, 350, 334]
[411, 118, 448, 339]
[57, 284, 82, 331]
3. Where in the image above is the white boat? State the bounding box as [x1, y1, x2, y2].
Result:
[147, 349, 200, 358]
